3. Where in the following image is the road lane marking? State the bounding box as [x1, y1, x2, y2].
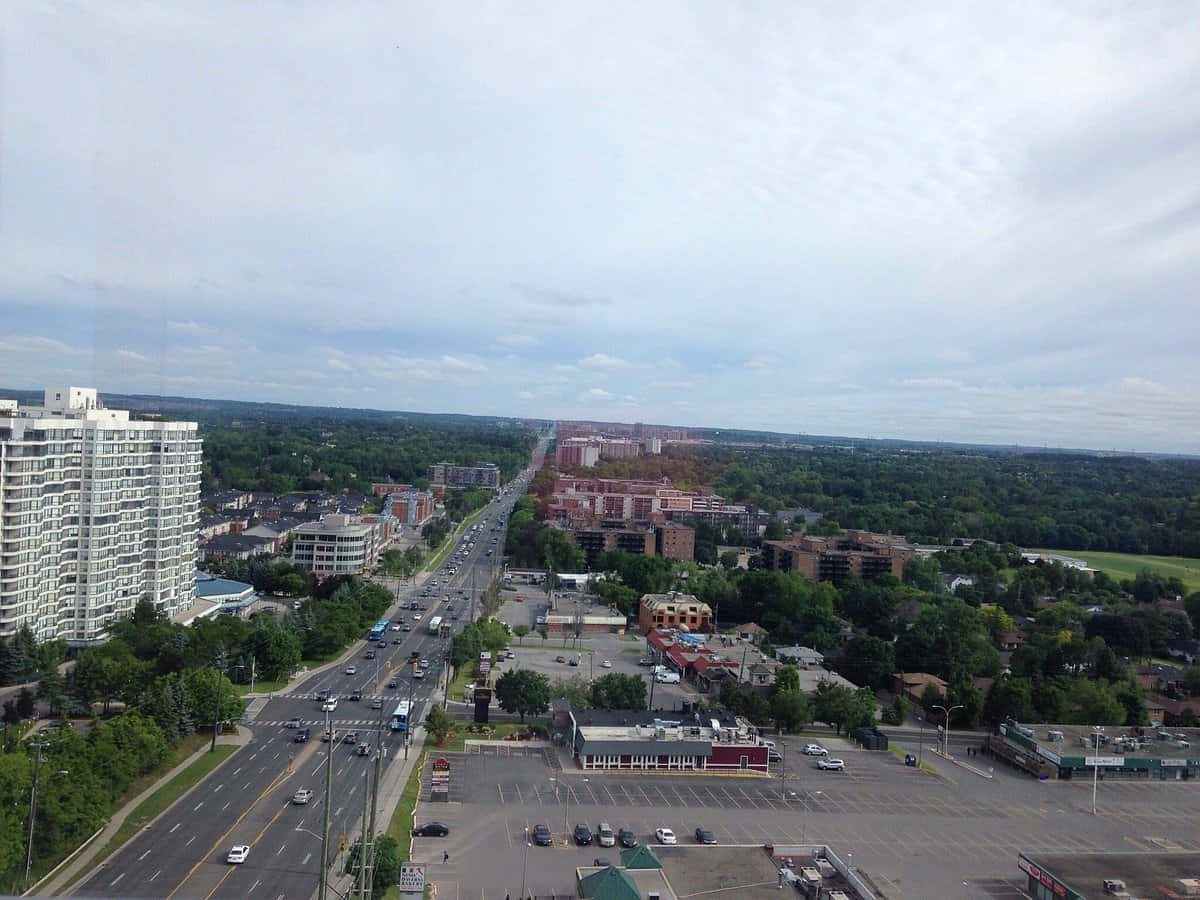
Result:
[222, 801, 231, 811]
[193, 801, 204, 811]
[277, 842, 286, 855]
[244, 781, 252, 789]
[202, 805, 286, 900]
[302, 853, 311, 865]
[150, 870, 160, 882]
[250, 879, 261, 892]
[232, 768, 241, 776]
[214, 784, 224, 792]
[110, 873, 125, 887]
[138, 849, 151, 861]
[185, 835, 196, 847]
[169, 822, 181, 833]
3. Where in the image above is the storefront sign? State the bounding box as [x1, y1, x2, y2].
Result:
[1018, 856, 1039, 877]
[1083, 756, 1123, 767]
[1161, 758, 1186, 766]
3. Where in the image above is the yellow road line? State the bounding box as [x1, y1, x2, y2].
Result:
[203, 804, 285, 900]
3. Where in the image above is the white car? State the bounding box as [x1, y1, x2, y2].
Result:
[655, 827, 677, 845]
[321, 698, 338, 712]
[803, 744, 828, 756]
[226, 845, 250, 864]
[600, 659, 612, 668]
[413, 669, 425, 680]
[344, 665, 357, 675]
[817, 758, 845, 771]
[292, 788, 313, 805]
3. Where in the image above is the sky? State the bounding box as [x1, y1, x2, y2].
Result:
[3, 3, 1199, 452]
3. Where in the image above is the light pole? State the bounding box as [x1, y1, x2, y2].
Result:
[931, 704, 963, 756]
[1091, 726, 1105, 815]
[520, 826, 531, 899]
[24, 740, 67, 887]
[917, 716, 925, 765]
[318, 708, 334, 900]
[211, 650, 226, 753]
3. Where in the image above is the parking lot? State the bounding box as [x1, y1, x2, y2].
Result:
[411, 733, 1200, 899]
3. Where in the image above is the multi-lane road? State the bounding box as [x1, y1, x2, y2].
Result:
[74, 461, 539, 899]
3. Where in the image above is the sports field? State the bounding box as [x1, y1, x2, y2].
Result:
[1044, 549, 1200, 594]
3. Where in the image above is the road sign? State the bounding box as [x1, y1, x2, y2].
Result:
[399, 863, 426, 891]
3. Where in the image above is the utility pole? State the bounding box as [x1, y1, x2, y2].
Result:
[404, 669, 416, 760]
[211, 650, 225, 753]
[319, 708, 334, 900]
[24, 740, 43, 886]
[364, 687, 387, 898]
[357, 767, 369, 899]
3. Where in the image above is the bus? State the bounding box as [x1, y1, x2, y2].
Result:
[390, 699, 411, 732]
[367, 618, 390, 642]
[427, 616, 443, 635]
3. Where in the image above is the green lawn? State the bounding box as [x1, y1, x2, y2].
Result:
[381, 750, 427, 900]
[424, 722, 526, 752]
[57, 741, 238, 895]
[233, 678, 287, 696]
[1038, 549, 1200, 593]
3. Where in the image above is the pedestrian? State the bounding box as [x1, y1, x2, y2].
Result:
[443, 850, 449, 863]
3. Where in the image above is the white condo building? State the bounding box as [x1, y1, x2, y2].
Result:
[0, 387, 202, 643]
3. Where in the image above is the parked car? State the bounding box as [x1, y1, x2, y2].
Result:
[413, 822, 450, 837]
[532, 824, 554, 846]
[694, 826, 717, 844]
[597, 823, 615, 847]
[655, 827, 677, 845]
[617, 827, 638, 848]
[654, 672, 680, 684]
[637, 657, 654, 666]
[818, 758, 845, 771]
[803, 744, 828, 756]
[292, 789, 313, 805]
[573, 823, 593, 846]
[226, 845, 250, 864]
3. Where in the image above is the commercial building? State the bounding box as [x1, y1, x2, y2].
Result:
[427, 461, 500, 490]
[384, 488, 435, 526]
[1017, 850, 1200, 900]
[991, 720, 1200, 780]
[290, 514, 386, 575]
[638, 592, 712, 634]
[761, 530, 913, 584]
[568, 708, 770, 774]
[0, 387, 202, 643]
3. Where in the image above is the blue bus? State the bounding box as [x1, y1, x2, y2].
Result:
[367, 618, 390, 642]
[390, 700, 411, 732]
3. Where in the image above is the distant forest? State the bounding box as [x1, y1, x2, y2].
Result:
[584, 445, 1200, 557]
[201, 420, 536, 495]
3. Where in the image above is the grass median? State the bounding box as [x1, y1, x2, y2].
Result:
[58, 742, 238, 895]
[380, 748, 427, 900]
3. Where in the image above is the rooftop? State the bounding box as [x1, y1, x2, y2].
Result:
[1021, 850, 1200, 898]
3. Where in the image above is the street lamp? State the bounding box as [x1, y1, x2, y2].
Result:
[520, 826, 531, 899]
[931, 704, 964, 756]
[1090, 726, 1105, 815]
[24, 738, 68, 888]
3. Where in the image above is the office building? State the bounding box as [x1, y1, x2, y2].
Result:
[290, 513, 386, 575]
[0, 387, 201, 643]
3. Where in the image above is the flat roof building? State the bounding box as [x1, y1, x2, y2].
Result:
[427, 461, 500, 489]
[1017, 850, 1200, 900]
[762, 530, 913, 584]
[291, 514, 385, 575]
[569, 708, 769, 774]
[638, 592, 712, 634]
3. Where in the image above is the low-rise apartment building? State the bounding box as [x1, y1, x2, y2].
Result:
[427, 461, 500, 489]
[762, 530, 913, 584]
[638, 592, 713, 634]
[562, 520, 695, 565]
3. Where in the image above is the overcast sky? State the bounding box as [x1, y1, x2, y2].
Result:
[3, 3, 1199, 451]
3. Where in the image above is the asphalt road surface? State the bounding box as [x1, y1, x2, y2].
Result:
[72, 466, 537, 899]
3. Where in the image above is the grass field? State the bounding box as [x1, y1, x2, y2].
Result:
[1039, 549, 1200, 594]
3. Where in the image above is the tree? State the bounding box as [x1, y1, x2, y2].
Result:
[770, 689, 810, 733]
[773, 665, 800, 694]
[836, 636, 895, 690]
[719, 550, 739, 570]
[424, 704, 453, 745]
[590, 673, 647, 710]
[15, 688, 36, 720]
[549, 675, 593, 711]
[512, 625, 531, 645]
[811, 681, 855, 735]
[1185, 665, 1200, 698]
[844, 686, 878, 734]
[37, 671, 67, 717]
[494, 669, 550, 722]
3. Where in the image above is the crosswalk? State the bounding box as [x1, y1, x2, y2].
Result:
[257, 718, 395, 729]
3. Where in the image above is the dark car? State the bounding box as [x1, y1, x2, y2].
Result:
[349, 690, 362, 701]
[412, 822, 449, 837]
[316, 690, 329, 701]
[387, 678, 398, 688]
[573, 824, 593, 846]
[592, 857, 612, 867]
[532, 824, 553, 846]
[294, 728, 310, 743]
[694, 827, 717, 845]
[392, 637, 403, 645]
[364, 650, 376, 660]
[617, 828, 638, 848]
[377, 640, 388, 648]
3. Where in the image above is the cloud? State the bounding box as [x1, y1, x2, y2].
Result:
[496, 334, 539, 348]
[116, 349, 148, 362]
[166, 320, 217, 335]
[327, 358, 352, 371]
[517, 390, 534, 400]
[578, 353, 633, 370]
[440, 355, 487, 373]
[581, 387, 614, 401]
[512, 283, 610, 308]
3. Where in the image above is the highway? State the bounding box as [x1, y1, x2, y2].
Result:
[73, 458, 540, 899]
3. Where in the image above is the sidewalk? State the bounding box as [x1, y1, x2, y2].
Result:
[38, 728, 252, 896]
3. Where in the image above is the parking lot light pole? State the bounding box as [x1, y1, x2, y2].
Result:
[520, 826, 530, 898]
[931, 704, 963, 756]
[1091, 726, 1105, 815]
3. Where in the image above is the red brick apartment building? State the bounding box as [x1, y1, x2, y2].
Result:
[761, 529, 913, 584]
[638, 592, 713, 634]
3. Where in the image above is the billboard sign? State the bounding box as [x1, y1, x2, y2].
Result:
[1083, 756, 1123, 767]
[399, 863, 426, 892]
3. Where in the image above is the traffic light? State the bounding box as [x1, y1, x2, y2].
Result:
[339, 833, 348, 851]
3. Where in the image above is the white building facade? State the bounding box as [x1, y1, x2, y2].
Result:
[0, 387, 202, 643]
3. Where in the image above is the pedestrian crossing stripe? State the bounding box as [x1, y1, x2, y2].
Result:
[257, 719, 395, 728]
